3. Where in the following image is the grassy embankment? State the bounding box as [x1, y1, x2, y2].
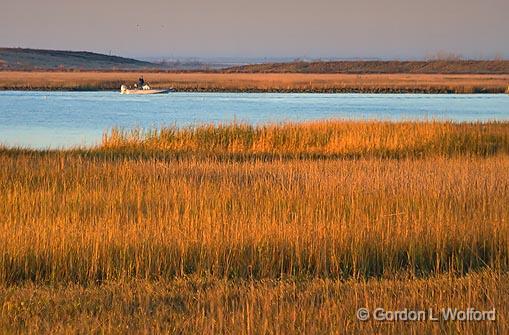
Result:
[225, 59, 509, 74]
[1, 121, 509, 333]
[1, 71, 509, 93]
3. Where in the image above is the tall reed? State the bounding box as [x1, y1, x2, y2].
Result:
[2, 121, 509, 333]
[1, 154, 508, 284]
[101, 121, 509, 159]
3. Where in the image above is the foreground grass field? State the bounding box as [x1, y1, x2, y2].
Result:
[1, 121, 509, 333]
[1, 71, 509, 93]
[1, 273, 506, 334]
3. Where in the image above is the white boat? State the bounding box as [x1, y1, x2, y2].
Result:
[120, 84, 173, 95]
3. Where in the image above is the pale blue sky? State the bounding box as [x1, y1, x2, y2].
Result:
[1, 0, 507, 59]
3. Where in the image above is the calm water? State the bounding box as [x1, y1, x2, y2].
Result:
[1, 91, 508, 148]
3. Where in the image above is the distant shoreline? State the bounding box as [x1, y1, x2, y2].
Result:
[1, 88, 506, 94]
[1, 71, 508, 94]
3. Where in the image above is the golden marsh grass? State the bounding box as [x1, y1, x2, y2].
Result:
[1, 71, 508, 93]
[2, 153, 508, 284]
[1, 121, 508, 333]
[1, 273, 507, 334]
[102, 121, 509, 158]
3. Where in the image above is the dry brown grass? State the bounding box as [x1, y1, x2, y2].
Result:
[1, 121, 508, 333]
[1, 71, 508, 93]
[2, 154, 508, 284]
[1, 273, 506, 334]
[101, 121, 509, 159]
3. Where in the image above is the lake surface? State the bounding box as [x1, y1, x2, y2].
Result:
[1, 91, 508, 148]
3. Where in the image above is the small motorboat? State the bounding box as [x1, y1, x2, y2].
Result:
[120, 84, 173, 95]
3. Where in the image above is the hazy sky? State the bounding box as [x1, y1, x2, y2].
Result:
[1, 0, 508, 59]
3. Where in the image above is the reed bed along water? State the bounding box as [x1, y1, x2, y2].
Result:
[1, 121, 509, 333]
[102, 121, 509, 158]
[1, 71, 508, 93]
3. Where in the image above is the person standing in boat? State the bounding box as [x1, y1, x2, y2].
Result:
[138, 76, 145, 88]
